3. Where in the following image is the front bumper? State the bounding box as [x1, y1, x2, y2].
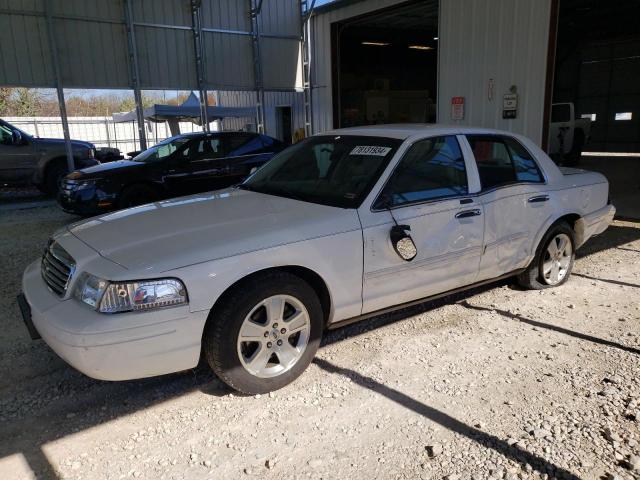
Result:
[21, 260, 207, 381]
[57, 181, 116, 215]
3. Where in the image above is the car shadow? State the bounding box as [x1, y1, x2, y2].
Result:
[459, 301, 640, 356]
[313, 358, 581, 480]
[576, 224, 640, 259]
[572, 272, 640, 289]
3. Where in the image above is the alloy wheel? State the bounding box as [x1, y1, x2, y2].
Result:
[236, 295, 311, 378]
[542, 233, 572, 285]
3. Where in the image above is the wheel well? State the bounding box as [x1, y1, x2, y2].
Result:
[556, 213, 580, 230]
[555, 213, 585, 246]
[43, 156, 67, 176]
[209, 266, 332, 326]
[119, 181, 163, 197]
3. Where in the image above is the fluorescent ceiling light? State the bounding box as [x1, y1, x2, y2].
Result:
[408, 45, 433, 50]
[615, 112, 632, 121]
[361, 41, 389, 46]
[433, 37, 439, 40]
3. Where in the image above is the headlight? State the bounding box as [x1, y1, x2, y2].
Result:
[74, 273, 108, 308]
[75, 179, 97, 190]
[74, 274, 188, 313]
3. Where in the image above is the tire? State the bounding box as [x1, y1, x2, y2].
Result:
[203, 271, 323, 394]
[44, 162, 68, 195]
[517, 222, 576, 290]
[117, 184, 158, 209]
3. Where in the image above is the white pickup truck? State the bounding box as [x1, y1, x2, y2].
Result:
[548, 102, 591, 165]
[19, 125, 614, 394]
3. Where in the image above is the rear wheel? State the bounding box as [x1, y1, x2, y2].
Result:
[118, 184, 158, 209]
[203, 271, 323, 394]
[517, 222, 575, 290]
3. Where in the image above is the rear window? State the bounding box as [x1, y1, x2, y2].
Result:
[467, 135, 543, 189]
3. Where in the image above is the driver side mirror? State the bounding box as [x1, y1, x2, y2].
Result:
[390, 224, 417, 262]
[12, 130, 23, 145]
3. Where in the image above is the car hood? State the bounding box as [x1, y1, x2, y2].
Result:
[68, 159, 146, 178]
[34, 137, 95, 149]
[67, 188, 360, 273]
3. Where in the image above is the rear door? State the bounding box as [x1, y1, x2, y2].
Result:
[359, 135, 485, 314]
[464, 135, 547, 280]
[222, 133, 278, 183]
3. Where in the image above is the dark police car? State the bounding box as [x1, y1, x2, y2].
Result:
[58, 131, 286, 215]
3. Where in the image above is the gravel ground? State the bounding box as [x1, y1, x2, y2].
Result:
[0, 203, 639, 480]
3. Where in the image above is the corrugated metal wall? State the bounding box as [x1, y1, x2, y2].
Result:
[438, 0, 551, 145]
[217, 90, 305, 139]
[310, 0, 552, 145]
[0, 0, 302, 91]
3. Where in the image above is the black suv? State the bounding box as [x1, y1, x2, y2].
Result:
[58, 131, 286, 215]
[0, 119, 98, 193]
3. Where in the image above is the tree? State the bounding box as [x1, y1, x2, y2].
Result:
[12, 88, 41, 116]
[0, 88, 14, 115]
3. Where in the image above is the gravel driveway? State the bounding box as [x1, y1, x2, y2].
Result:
[1, 204, 639, 480]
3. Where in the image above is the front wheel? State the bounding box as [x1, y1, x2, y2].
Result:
[203, 271, 323, 394]
[44, 162, 68, 195]
[517, 222, 575, 289]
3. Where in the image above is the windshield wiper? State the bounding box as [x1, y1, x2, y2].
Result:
[239, 183, 307, 202]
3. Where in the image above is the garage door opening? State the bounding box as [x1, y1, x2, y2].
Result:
[331, 1, 439, 129]
[553, 0, 640, 154]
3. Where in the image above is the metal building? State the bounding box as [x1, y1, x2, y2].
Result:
[309, 0, 555, 146]
[0, 0, 305, 169]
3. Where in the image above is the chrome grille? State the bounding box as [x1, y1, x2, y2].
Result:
[41, 241, 76, 296]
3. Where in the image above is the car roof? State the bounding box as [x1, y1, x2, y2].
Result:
[320, 124, 518, 140]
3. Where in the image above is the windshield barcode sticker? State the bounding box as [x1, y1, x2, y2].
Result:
[350, 146, 392, 156]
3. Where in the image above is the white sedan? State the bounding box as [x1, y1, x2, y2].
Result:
[19, 125, 615, 394]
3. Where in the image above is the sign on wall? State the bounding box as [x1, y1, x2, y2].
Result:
[503, 93, 518, 119]
[451, 96, 465, 120]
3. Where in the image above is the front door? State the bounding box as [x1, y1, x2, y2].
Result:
[166, 135, 229, 195]
[0, 123, 35, 184]
[359, 135, 484, 314]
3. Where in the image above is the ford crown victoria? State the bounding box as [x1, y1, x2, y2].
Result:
[19, 125, 615, 394]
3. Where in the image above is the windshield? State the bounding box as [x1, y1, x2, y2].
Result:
[133, 136, 191, 163]
[240, 135, 401, 208]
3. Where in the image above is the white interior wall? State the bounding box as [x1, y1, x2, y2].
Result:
[437, 0, 552, 145]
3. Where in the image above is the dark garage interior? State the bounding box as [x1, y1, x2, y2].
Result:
[331, 1, 439, 129]
[553, 0, 640, 153]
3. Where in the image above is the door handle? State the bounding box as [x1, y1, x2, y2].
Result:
[455, 208, 482, 219]
[528, 195, 550, 203]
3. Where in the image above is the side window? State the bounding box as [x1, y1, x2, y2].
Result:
[377, 136, 467, 208]
[466, 136, 517, 189]
[188, 138, 224, 162]
[504, 137, 544, 183]
[226, 134, 263, 157]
